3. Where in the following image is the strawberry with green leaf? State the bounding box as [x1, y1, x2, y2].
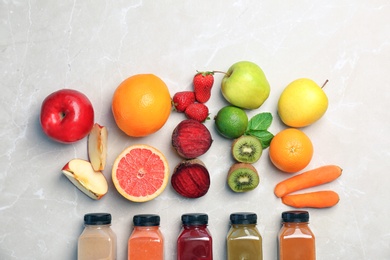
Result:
[193, 71, 214, 103]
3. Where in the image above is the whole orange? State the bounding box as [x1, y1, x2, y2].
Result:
[269, 128, 313, 173]
[112, 74, 171, 137]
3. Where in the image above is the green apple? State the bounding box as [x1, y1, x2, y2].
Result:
[221, 61, 270, 109]
[278, 78, 328, 127]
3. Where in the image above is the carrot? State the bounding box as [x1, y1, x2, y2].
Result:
[274, 165, 342, 198]
[282, 190, 340, 208]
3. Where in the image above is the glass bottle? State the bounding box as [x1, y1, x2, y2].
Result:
[227, 212, 263, 260]
[78, 213, 117, 260]
[278, 210, 316, 260]
[177, 213, 213, 260]
[128, 214, 164, 260]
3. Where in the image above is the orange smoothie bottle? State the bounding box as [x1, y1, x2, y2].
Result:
[128, 214, 164, 260]
[278, 210, 315, 260]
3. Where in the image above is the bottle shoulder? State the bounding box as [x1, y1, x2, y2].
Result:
[178, 226, 212, 240]
[129, 226, 164, 240]
[79, 225, 116, 240]
[279, 224, 315, 238]
[227, 225, 261, 239]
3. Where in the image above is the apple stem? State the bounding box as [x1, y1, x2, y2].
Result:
[195, 70, 228, 76]
[212, 70, 228, 76]
[321, 79, 329, 89]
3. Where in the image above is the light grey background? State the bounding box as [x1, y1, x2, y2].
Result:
[1, 1, 389, 259]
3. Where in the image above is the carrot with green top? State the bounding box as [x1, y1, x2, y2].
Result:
[274, 165, 342, 198]
[282, 190, 340, 208]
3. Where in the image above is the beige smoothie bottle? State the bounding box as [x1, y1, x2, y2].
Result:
[78, 213, 117, 260]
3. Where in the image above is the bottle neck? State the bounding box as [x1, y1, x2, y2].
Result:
[232, 223, 257, 228]
[283, 222, 309, 227]
[133, 225, 160, 230]
[85, 224, 111, 228]
[183, 224, 208, 229]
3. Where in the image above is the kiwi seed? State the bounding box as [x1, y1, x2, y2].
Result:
[232, 135, 263, 163]
[227, 163, 260, 192]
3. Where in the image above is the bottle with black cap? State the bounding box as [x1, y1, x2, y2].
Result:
[227, 212, 263, 260]
[278, 210, 315, 260]
[128, 214, 164, 260]
[78, 213, 117, 260]
[177, 213, 213, 259]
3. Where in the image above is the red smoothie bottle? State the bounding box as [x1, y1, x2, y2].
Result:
[177, 213, 213, 260]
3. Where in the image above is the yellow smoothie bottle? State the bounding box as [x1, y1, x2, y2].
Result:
[227, 212, 263, 260]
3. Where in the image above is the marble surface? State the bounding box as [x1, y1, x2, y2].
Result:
[1, 1, 390, 259]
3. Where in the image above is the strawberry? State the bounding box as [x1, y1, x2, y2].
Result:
[185, 103, 209, 122]
[172, 91, 196, 112]
[193, 71, 214, 103]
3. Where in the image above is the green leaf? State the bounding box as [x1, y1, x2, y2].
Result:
[246, 130, 274, 149]
[247, 112, 273, 131]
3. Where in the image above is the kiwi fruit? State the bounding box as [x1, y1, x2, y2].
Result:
[227, 163, 260, 192]
[232, 135, 263, 163]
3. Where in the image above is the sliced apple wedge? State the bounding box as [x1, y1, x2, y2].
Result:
[62, 159, 108, 200]
[88, 123, 108, 171]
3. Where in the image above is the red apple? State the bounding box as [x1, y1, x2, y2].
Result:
[40, 89, 94, 143]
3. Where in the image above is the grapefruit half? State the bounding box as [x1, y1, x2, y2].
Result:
[112, 144, 169, 202]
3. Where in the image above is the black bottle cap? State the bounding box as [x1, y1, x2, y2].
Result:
[181, 213, 208, 225]
[282, 210, 310, 223]
[133, 214, 160, 226]
[230, 212, 257, 225]
[84, 213, 112, 225]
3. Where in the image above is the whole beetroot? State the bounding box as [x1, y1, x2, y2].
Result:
[171, 159, 210, 198]
[172, 119, 213, 159]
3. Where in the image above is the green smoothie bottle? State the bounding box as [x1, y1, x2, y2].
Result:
[227, 212, 263, 260]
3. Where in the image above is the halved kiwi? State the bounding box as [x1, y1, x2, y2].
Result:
[232, 135, 262, 163]
[227, 163, 260, 192]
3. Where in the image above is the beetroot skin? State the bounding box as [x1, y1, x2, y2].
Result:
[171, 119, 213, 159]
[171, 159, 210, 198]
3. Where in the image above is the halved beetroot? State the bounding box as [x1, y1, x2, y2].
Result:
[171, 159, 210, 198]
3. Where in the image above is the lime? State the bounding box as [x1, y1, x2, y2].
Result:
[214, 106, 248, 139]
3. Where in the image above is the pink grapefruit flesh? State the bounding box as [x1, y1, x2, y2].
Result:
[112, 144, 169, 202]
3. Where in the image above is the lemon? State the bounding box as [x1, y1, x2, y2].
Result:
[214, 106, 248, 139]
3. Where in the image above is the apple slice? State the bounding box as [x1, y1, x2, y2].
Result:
[88, 123, 108, 171]
[62, 159, 108, 200]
